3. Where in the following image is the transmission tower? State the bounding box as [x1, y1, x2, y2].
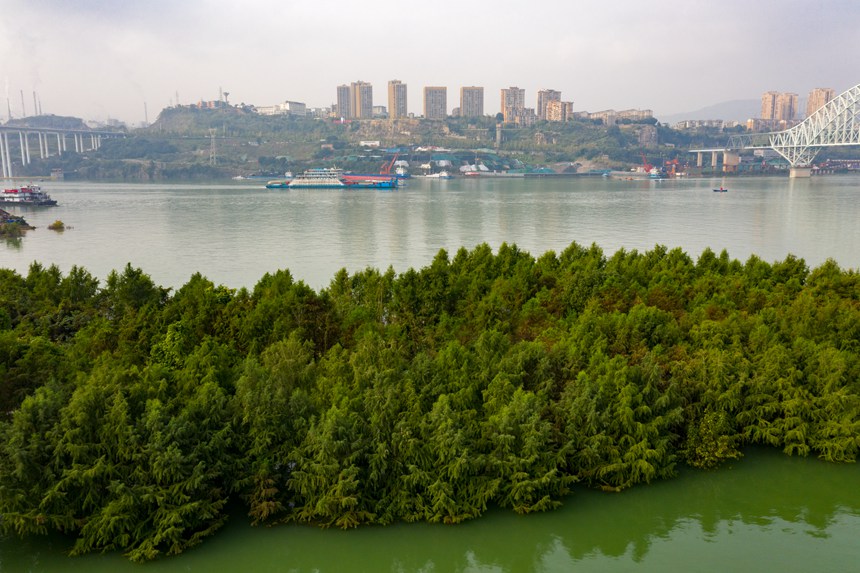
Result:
[209, 128, 217, 165]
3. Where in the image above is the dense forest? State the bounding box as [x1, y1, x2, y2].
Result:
[1, 243, 859, 562]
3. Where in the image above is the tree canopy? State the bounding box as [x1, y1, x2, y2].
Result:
[1, 244, 859, 561]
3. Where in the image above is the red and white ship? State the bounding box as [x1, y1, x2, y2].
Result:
[0, 184, 58, 206]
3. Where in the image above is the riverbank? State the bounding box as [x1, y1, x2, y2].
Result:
[1, 448, 858, 571]
[0, 208, 34, 236]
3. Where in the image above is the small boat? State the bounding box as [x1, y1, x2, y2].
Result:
[265, 180, 291, 189]
[419, 171, 453, 179]
[713, 187, 728, 193]
[0, 184, 57, 206]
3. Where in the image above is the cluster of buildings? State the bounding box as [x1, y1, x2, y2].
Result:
[328, 81, 652, 126]
[750, 87, 836, 131]
[189, 81, 653, 126]
[204, 83, 839, 134]
[673, 87, 837, 133]
[338, 81, 581, 124]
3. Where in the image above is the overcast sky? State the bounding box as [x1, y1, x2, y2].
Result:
[1, 0, 857, 125]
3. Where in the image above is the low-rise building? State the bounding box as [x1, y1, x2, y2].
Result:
[256, 101, 307, 117]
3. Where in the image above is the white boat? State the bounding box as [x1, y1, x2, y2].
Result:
[280, 168, 345, 188]
[419, 171, 453, 179]
[266, 168, 398, 190]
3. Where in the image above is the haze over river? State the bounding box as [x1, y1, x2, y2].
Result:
[2, 175, 860, 571]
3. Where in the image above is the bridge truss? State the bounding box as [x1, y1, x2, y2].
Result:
[728, 83, 860, 167]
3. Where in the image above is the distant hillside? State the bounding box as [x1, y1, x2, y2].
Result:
[3, 114, 91, 130]
[657, 100, 760, 125]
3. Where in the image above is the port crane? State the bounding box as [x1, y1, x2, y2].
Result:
[380, 153, 399, 175]
[640, 153, 654, 173]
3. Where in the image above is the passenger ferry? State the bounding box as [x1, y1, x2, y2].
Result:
[0, 184, 58, 206]
[266, 169, 397, 189]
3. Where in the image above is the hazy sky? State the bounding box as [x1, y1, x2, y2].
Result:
[1, 0, 857, 125]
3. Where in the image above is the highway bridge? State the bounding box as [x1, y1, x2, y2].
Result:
[690, 83, 860, 178]
[0, 125, 125, 179]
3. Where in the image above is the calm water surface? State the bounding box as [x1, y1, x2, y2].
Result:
[3, 175, 859, 290]
[0, 449, 858, 572]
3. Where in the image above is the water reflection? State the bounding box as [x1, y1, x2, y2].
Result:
[3, 236, 22, 249]
[1, 449, 858, 572]
[4, 177, 860, 291]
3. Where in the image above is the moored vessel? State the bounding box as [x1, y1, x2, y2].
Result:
[417, 171, 453, 179]
[267, 168, 397, 189]
[0, 184, 58, 206]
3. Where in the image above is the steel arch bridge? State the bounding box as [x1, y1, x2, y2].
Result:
[727, 83, 860, 167]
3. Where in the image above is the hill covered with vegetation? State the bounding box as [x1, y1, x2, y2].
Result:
[12, 106, 730, 181]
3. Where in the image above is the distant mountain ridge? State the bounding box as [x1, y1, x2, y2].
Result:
[656, 100, 760, 125]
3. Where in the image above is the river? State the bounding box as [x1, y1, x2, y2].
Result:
[2, 175, 860, 571]
[0, 448, 858, 572]
[3, 175, 860, 291]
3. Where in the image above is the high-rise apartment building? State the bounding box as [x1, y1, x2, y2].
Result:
[501, 87, 525, 122]
[761, 91, 779, 120]
[545, 100, 569, 122]
[460, 86, 484, 118]
[563, 101, 575, 119]
[423, 87, 447, 120]
[761, 91, 797, 122]
[776, 92, 798, 122]
[537, 89, 561, 121]
[806, 87, 835, 117]
[388, 80, 408, 119]
[351, 81, 373, 119]
[336, 84, 352, 118]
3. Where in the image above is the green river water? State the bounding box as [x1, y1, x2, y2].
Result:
[2, 448, 858, 572]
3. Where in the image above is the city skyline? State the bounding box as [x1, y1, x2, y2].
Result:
[1, 0, 858, 124]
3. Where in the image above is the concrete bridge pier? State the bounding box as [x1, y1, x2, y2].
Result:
[693, 148, 732, 170]
[790, 167, 812, 178]
[1, 132, 10, 178]
[23, 133, 31, 165]
[723, 151, 739, 173]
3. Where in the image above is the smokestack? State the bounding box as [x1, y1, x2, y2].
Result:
[20, 90, 25, 116]
[4, 77, 10, 121]
[33, 91, 37, 117]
